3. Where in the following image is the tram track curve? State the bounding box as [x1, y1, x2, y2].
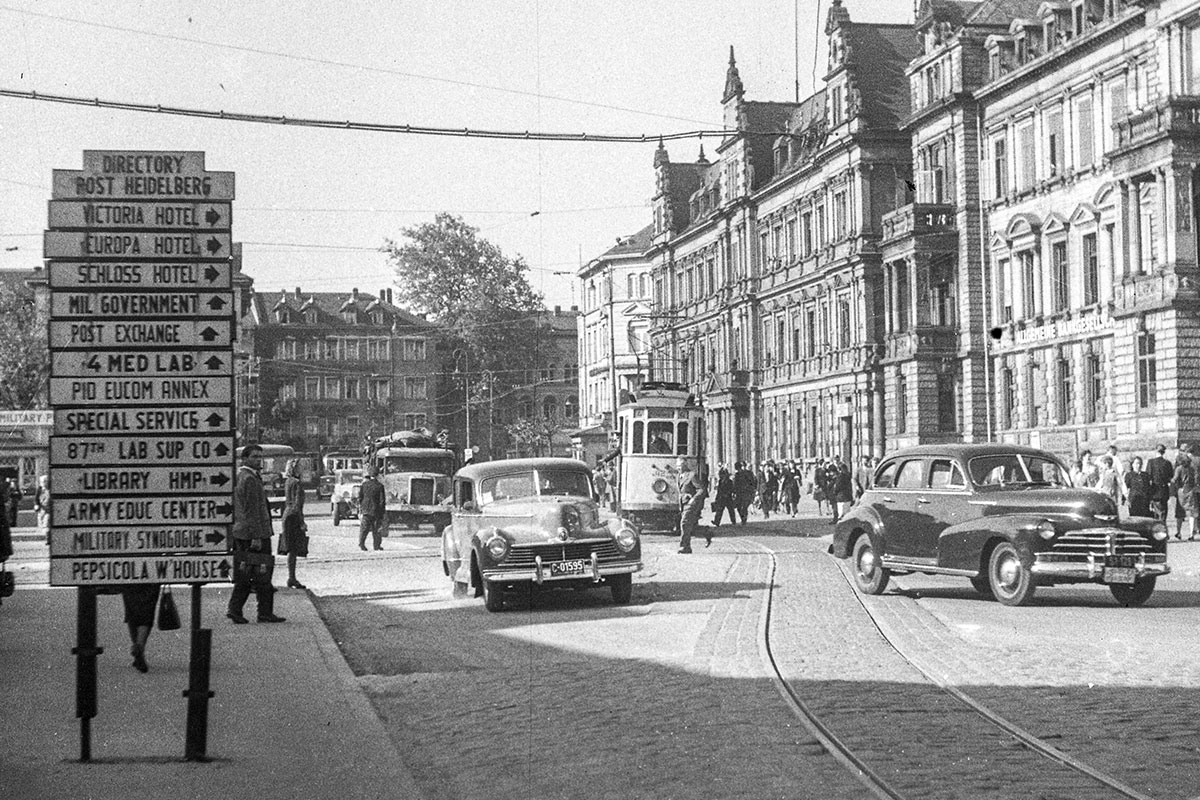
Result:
[735, 539, 1158, 800]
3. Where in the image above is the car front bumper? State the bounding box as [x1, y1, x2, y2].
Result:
[484, 553, 642, 585]
[1032, 551, 1170, 581]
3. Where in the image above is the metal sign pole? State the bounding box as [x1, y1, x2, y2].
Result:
[71, 587, 101, 762]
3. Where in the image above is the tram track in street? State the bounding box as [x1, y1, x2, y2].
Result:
[734, 539, 1159, 800]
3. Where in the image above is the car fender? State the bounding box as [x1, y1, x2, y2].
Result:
[831, 505, 884, 558]
[936, 514, 1048, 572]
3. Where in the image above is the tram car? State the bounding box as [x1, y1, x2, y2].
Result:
[616, 381, 705, 535]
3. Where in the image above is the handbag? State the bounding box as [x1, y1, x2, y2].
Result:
[0, 564, 14, 598]
[293, 534, 310, 558]
[157, 587, 181, 631]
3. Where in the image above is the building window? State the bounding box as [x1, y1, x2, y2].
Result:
[1050, 241, 1069, 312]
[801, 211, 813, 257]
[369, 379, 390, 402]
[279, 382, 297, 400]
[543, 396, 558, 421]
[997, 258, 1013, 322]
[401, 378, 425, 399]
[1027, 361, 1042, 426]
[1056, 355, 1073, 424]
[816, 204, 827, 247]
[1105, 75, 1127, 151]
[303, 340, 319, 360]
[1075, 94, 1094, 167]
[324, 377, 340, 400]
[306, 417, 321, 436]
[993, 136, 1008, 197]
[1137, 331, 1157, 409]
[1017, 122, 1035, 189]
[402, 413, 427, 429]
[1045, 107, 1064, 178]
[895, 260, 910, 332]
[1002, 366, 1016, 429]
[838, 297, 851, 348]
[401, 339, 426, 361]
[805, 309, 817, 357]
[897, 374, 908, 435]
[345, 377, 360, 400]
[304, 377, 320, 399]
[1082, 233, 1099, 305]
[831, 84, 844, 125]
[1020, 251, 1037, 318]
[1084, 352, 1102, 422]
[833, 191, 848, 239]
[937, 373, 957, 432]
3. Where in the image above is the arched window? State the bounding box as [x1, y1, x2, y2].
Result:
[519, 395, 533, 419]
[587, 281, 597, 309]
[542, 395, 558, 421]
[564, 396, 578, 419]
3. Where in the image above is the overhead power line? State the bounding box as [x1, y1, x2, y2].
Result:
[0, 88, 730, 143]
[0, 4, 715, 127]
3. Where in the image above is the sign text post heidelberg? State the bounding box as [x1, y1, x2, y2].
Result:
[46, 150, 234, 761]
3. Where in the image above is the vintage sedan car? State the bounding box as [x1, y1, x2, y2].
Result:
[330, 469, 365, 526]
[831, 444, 1170, 606]
[441, 457, 642, 611]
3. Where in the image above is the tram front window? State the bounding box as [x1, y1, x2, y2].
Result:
[647, 421, 674, 454]
[677, 421, 689, 455]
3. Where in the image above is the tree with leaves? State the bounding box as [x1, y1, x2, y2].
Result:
[383, 214, 546, 456]
[0, 282, 49, 410]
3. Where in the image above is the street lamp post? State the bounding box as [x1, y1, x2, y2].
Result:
[455, 349, 470, 451]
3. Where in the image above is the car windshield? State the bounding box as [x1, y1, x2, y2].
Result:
[337, 470, 363, 484]
[968, 453, 1072, 488]
[479, 469, 593, 504]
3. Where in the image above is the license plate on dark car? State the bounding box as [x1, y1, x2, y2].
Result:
[549, 559, 586, 577]
[1104, 567, 1136, 584]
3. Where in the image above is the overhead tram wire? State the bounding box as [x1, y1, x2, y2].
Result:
[0, 88, 731, 143]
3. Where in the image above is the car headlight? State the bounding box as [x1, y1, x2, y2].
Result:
[613, 522, 638, 553]
[485, 533, 510, 562]
[1036, 520, 1056, 540]
[1149, 521, 1168, 541]
[562, 506, 581, 537]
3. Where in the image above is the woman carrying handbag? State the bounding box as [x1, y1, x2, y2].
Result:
[279, 458, 309, 589]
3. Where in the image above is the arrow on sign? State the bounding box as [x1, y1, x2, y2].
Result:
[214, 443, 230, 456]
[205, 530, 226, 545]
[215, 503, 234, 516]
[206, 296, 227, 311]
[199, 326, 220, 342]
[206, 413, 225, 427]
[205, 355, 225, 370]
[218, 559, 232, 579]
[209, 472, 231, 487]
[206, 237, 223, 255]
[205, 208, 222, 226]
[204, 265, 220, 283]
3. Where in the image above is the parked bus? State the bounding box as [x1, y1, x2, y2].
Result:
[615, 382, 706, 535]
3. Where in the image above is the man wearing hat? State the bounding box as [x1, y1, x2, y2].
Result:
[359, 465, 387, 551]
[227, 445, 286, 624]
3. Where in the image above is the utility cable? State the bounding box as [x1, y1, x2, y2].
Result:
[0, 88, 729, 143]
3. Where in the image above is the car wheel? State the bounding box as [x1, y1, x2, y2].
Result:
[610, 573, 632, 605]
[969, 574, 993, 597]
[332, 504, 341, 526]
[851, 535, 889, 595]
[1110, 576, 1156, 607]
[482, 578, 504, 612]
[988, 542, 1035, 606]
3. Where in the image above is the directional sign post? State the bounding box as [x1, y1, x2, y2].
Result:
[46, 150, 236, 761]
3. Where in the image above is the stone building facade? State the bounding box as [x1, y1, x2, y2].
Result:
[592, 0, 1200, 467]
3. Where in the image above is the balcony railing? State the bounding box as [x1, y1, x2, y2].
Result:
[881, 203, 956, 242]
[1113, 96, 1200, 151]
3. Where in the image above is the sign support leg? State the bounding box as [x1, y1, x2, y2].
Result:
[71, 587, 101, 762]
[183, 585, 213, 761]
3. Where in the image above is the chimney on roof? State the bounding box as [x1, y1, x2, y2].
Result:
[294, 287, 302, 297]
[570, 305, 578, 312]
[554, 305, 561, 315]
[351, 287, 358, 301]
[387, 289, 394, 304]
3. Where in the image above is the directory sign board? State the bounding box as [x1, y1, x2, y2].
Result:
[46, 150, 236, 586]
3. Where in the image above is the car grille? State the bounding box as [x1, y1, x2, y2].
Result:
[507, 540, 623, 567]
[409, 478, 434, 505]
[1050, 528, 1153, 556]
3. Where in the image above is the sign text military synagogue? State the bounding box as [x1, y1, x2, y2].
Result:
[46, 151, 237, 586]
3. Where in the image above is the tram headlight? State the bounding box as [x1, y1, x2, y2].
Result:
[651, 478, 670, 495]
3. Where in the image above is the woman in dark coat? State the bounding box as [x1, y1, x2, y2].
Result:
[831, 462, 854, 524]
[780, 466, 801, 517]
[759, 465, 778, 520]
[710, 467, 737, 527]
[280, 458, 308, 589]
[1124, 456, 1152, 518]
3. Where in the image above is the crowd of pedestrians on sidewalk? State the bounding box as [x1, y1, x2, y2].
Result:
[1073, 441, 1200, 540]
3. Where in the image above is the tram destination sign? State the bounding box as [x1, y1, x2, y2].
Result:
[54, 406, 232, 436]
[50, 376, 233, 407]
[50, 435, 234, 467]
[51, 526, 228, 557]
[52, 350, 231, 379]
[45, 230, 231, 260]
[48, 200, 231, 231]
[54, 466, 235, 496]
[53, 496, 234, 527]
[50, 319, 233, 349]
[50, 554, 232, 586]
[48, 261, 233, 290]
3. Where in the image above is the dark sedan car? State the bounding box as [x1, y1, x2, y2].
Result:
[830, 444, 1170, 606]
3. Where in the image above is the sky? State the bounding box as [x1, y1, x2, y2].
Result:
[0, 0, 913, 311]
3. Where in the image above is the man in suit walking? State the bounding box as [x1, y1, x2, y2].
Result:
[1147, 443, 1174, 521]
